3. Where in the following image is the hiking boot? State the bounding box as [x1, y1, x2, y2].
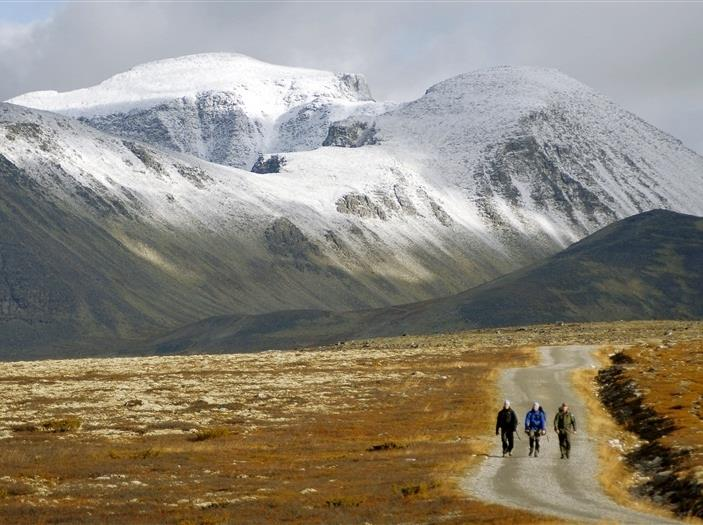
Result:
[502, 451, 506, 457]
[528, 449, 533, 457]
[534, 451, 539, 457]
[508, 451, 512, 457]
[560, 454, 565, 459]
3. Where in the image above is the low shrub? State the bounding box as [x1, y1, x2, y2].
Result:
[325, 496, 363, 508]
[367, 441, 406, 452]
[394, 481, 439, 498]
[190, 427, 229, 442]
[41, 416, 81, 433]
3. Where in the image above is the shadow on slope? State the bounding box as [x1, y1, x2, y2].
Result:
[152, 209, 703, 354]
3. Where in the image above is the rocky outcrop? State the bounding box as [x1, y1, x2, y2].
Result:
[393, 185, 418, 215]
[335, 193, 387, 220]
[123, 141, 165, 174]
[323, 120, 378, 148]
[251, 154, 286, 174]
[175, 163, 213, 189]
[430, 200, 453, 226]
[87, 92, 262, 169]
[264, 217, 320, 260]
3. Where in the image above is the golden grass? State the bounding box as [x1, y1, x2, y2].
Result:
[576, 340, 703, 522]
[618, 340, 703, 481]
[572, 364, 669, 519]
[41, 416, 82, 433]
[0, 336, 557, 524]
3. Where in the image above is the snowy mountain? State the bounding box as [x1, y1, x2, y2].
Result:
[3, 54, 703, 356]
[9, 53, 386, 169]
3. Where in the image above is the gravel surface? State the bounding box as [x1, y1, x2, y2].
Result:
[463, 346, 682, 524]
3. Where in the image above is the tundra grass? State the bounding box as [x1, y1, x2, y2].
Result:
[0, 335, 555, 524]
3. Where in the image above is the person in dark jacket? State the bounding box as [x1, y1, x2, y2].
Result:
[495, 400, 518, 457]
[554, 402, 577, 459]
[524, 401, 547, 457]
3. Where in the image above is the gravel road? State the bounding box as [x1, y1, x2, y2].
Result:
[463, 345, 682, 524]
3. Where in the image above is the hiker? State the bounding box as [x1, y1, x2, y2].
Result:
[554, 402, 577, 459]
[495, 399, 518, 457]
[524, 401, 546, 457]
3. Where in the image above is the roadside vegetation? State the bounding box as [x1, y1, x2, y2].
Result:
[588, 339, 703, 519]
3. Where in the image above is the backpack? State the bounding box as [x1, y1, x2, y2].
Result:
[555, 411, 575, 430]
[499, 408, 516, 429]
[525, 409, 546, 430]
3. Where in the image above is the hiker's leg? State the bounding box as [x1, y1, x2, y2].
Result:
[558, 431, 566, 456]
[501, 430, 509, 453]
[507, 431, 514, 453]
[564, 432, 571, 457]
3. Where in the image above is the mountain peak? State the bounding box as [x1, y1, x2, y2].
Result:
[7, 52, 373, 117]
[421, 66, 596, 114]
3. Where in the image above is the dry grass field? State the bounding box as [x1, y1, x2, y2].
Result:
[1, 321, 702, 524]
[0, 334, 551, 524]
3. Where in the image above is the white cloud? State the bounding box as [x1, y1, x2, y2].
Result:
[0, 21, 35, 50]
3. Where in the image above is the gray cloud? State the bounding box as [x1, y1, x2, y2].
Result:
[1, 1, 701, 153]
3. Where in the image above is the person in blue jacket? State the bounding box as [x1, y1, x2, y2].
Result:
[524, 401, 547, 457]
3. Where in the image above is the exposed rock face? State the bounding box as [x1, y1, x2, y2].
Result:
[175, 163, 212, 188]
[335, 193, 387, 220]
[393, 185, 418, 215]
[430, 200, 453, 226]
[264, 218, 320, 259]
[86, 93, 262, 169]
[323, 120, 378, 148]
[251, 154, 286, 174]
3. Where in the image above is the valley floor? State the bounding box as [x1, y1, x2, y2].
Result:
[0, 321, 701, 524]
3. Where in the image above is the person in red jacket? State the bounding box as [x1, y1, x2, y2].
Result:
[495, 399, 518, 457]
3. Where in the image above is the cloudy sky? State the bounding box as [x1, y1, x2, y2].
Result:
[1, 1, 701, 153]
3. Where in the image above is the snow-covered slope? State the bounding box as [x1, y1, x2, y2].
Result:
[3, 56, 703, 355]
[346, 66, 703, 239]
[8, 53, 384, 169]
[1, 102, 538, 355]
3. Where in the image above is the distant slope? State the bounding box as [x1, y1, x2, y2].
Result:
[152, 210, 703, 354]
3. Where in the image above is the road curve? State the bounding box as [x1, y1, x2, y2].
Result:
[462, 345, 681, 524]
